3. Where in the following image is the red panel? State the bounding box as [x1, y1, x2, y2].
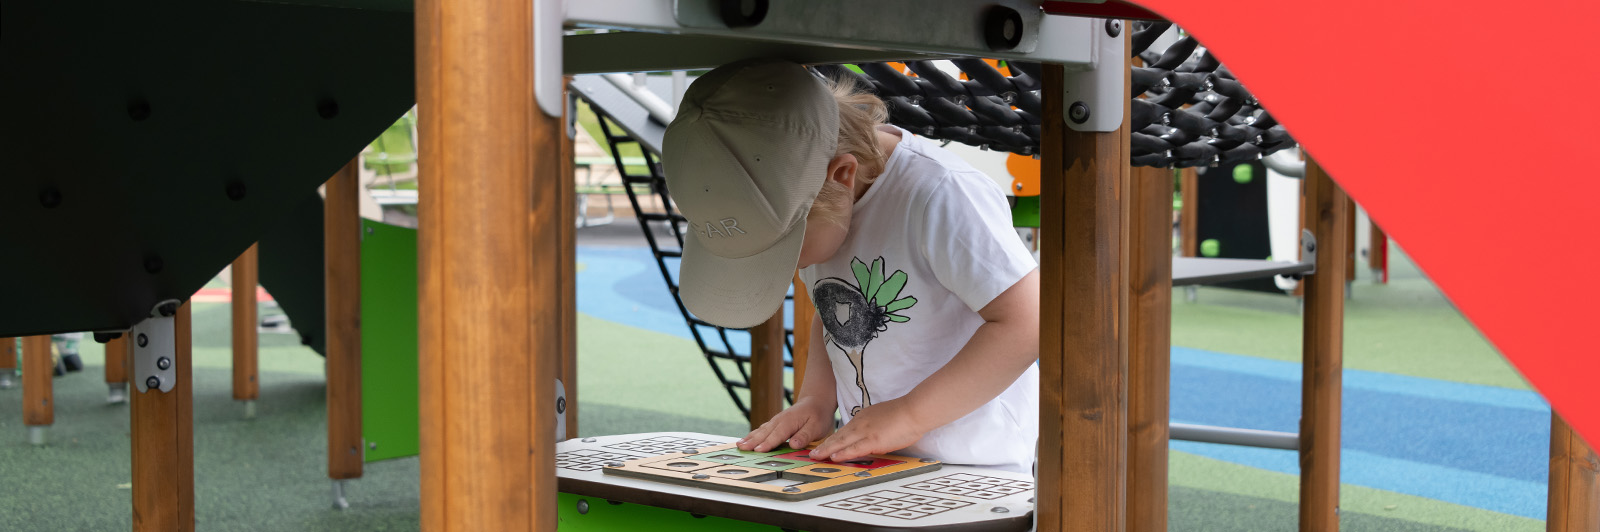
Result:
[1112, 0, 1600, 446]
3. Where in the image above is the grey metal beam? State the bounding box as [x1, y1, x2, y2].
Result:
[1170, 422, 1299, 451]
[1173, 257, 1315, 287]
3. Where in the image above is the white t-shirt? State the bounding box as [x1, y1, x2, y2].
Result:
[799, 127, 1039, 474]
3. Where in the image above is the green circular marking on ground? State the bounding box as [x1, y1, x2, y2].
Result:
[1232, 164, 1253, 184]
[1201, 239, 1221, 257]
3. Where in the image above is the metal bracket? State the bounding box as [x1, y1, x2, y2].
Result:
[130, 299, 181, 393]
[1061, 18, 1126, 133]
[535, 0, 565, 117]
[555, 379, 568, 441]
[672, 0, 1043, 55]
[1294, 229, 1318, 279]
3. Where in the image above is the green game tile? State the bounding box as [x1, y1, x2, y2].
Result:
[732, 456, 811, 471]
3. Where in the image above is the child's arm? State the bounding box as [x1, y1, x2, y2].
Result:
[809, 269, 1039, 462]
[738, 311, 838, 452]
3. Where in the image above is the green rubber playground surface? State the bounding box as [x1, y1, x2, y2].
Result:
[0, 244, 1545, 531]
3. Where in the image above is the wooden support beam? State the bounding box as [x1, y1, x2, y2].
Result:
[1344, 196, 1357, 286]
[105, 336, 129, 392]
[131, 302, 194, 532]
[22, 336, 53, 433]
[1549, 413, 1600, 531]
[1179, 168, 1198, 257]
[1299, 156, 1348, 531]
[1126, 165, 1173, 532]
[748, 310, 787, 429]
[1368, 222, 1387, 284]
[417, 0, 558, 527]
[791, 274, 813, 394]
[1, 337, 16, 388]
[325, 159, 363, 482]
[1037, 55, 1132, 532]
[232, 243, 260, 403]
[558, 78, 579, 439]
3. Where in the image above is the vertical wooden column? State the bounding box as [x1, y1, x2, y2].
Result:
[1037, 51, 1133, 532]
[106, 336, 129, 399]
[1299, 156, 1348, 531]
[791, 274, 813, 393]
[22, 335, 53, 442]
[1368, 223, 1387, 284]
[417, 0, 557, 527]
[1344, 197, 1357, 291]
[1, 337, 16, 388]
[1548, 413, 1600, 531]
[558, 79, 579, 439]
[325, 160, 363, 483]
[1126, 165, 1173, 532]
[748, 311, 787, 429]
[1179, 168, 1198, 257]
[232, 243, 260, 406]
[131, 302, 195, 532]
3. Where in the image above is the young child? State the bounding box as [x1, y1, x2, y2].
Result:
[662, 58, 1039, 474]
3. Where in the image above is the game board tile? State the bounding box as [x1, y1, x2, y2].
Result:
[788, 463, 868, 478]
[732, 456, 811, 471]
[701, 466, 769, 480]
[771, 450, 904, 469]
[690, 449, 785, 463]
[887, 510, 930, 520]
[641, 459, 720, 473]
[909, 504, 950, 514]
[858, 506, 895, 514]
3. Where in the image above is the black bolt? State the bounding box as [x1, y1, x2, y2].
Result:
[606, 500, 623, 506]
[144, 256, 164, 274]
[1069, 102, 1091, 124]
[300, 333, 314, 346]
[1306, 242, 1317, 253]
[93, 332, 123, 343]
[38, 187, 62, 209]
[226, 180, 247, 201]
[128, 99, 151, 121]
[1106, 19, 1122, 37]
[156, 357, 171, 370]
[158, 302, 178, 317]
[317, 98, 340, 119]
[690, 514, 707, 519]
[556, 396, 566, 414]
[146, 376, 161, 389]
[718, 0, 768, 28]
[137, 334, 148, 348]
[983, 5, 1025, 51]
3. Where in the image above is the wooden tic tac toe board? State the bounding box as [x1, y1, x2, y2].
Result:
[557, 432, 1034, 531]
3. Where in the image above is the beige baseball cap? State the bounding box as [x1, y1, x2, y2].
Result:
[662, 58, 838, 329]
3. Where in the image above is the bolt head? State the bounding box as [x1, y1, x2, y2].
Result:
[1106, 19, 1122, 37]
[1068, 102, 1091, 124]
[145, 376, 161, 389]
[782, 486, 801, 493]
[576, 499, 590, 515]
[136, 334, 149, 348]
[692, 474, 710, 480]
[581, 437, 597, 443]
[156, 357, 171, 370]
[991, 506, 1010, 514]
[854, 471, 871, 477]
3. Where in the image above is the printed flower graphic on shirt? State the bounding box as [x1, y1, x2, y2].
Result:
[812, 257, 918, 416]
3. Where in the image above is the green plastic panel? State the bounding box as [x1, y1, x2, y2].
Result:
[557, 493, 780, 532]
[360, 219, 420, 462]
[1011, 195, 1040, 228]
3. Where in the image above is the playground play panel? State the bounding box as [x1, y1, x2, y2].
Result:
[558, 433, 1034, 531]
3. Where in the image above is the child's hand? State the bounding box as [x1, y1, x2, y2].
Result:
[808, 398, 930, 463]
[738, 397, 835, 453]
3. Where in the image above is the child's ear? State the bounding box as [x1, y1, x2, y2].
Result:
[825, 153, 858, 189]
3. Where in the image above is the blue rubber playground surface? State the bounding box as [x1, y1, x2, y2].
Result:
[575, 241, 1551, 526]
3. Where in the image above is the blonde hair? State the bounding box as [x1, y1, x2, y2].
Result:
[809, 73, 889, 229]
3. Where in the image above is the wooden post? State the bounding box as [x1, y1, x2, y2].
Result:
[1368, 222, 1387, 284]
[105, 336, 129, 402]
[130, 302, 195, 532]
[22, 335, 53, 443]
[326, 159, 363, 486]
[558, 79, 579, 439]
[1344, 197, 1357, 293]
[1300, 156, 1348, 531]
[232, 243, 260, 409]
[417, 0, 558, 527]
[748, 311, 786, 429]
[1127, 165, 1173, 532]
[1, 337, 16, 389]
[1549, 413, 1600, 531]
[791, 274, 813, 394]
[1037, 51, 1132, 532]
[1179, 168, 1198, 257]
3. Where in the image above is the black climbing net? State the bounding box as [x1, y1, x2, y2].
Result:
[817, 21, 1295, 168]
